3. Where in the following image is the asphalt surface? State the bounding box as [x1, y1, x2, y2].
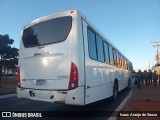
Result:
[0, 87, 132, 120]
[1, 76, 16, 81]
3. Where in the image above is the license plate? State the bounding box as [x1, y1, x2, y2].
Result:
[36, 79, 47, 86]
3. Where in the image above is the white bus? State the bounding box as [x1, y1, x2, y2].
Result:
[17, 10, 133, 105]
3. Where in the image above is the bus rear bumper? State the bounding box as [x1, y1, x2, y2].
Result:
[17, 86, 84, 105]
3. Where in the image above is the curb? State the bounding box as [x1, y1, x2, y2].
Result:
[108, 87, 134, 120]
[0, 94, 16, 99]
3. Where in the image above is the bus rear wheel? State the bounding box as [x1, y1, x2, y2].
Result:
[127, 79, 131, 90]
[112, 82, 118, 102]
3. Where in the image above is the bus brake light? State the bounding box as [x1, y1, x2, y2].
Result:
[68, 62, 78, 90]
[16, 67, 21, 87]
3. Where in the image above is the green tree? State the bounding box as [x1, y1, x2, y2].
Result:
[0, 34, 19, 82]
[3, 47, 19, 80]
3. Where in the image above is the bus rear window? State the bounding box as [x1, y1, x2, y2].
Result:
[22, 16, 72, 48]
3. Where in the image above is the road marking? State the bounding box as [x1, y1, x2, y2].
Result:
[0, 94, 16, 99]
[107, 87, 134, 120]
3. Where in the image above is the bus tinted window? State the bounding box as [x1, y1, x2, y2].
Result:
[124, 59, 127, 69]
[96, 35, 104, 62]
[113, 49, 117, 66]
[116, 52, 120, 67]
[119, 54, 122, 67]
[22, 16, 72, 48]
[109, 45, 114, 65]
[121, 56, 126, 69]
[104, 42, 110, 64]
[87, 28, 97, 60]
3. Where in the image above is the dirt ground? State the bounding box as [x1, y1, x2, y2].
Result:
[0, 78, 16, 95]
[117, 85, 160, 120]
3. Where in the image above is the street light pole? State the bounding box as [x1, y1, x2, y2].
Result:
[151, 41, 160, 62]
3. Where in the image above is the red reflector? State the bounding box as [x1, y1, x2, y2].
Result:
[86, 95, 90, 97]
[16, 67, 21, 87]
[38, 46, 45, 49]
[73, 77, 77, 81]
[62, 92, 67, 94]
[70, 10, 74, 14]
[86, 86, 90, 89]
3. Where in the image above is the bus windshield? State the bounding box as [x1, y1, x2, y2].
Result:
[22, 16, 72, 48]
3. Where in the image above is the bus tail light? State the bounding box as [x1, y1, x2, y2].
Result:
[16, 67, 21, 87]
[68, 62, 78, 90]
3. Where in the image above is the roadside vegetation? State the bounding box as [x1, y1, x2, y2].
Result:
[0, 34, 19, 95]
[0, 77, 16, 95]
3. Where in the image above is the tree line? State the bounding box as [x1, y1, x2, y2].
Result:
[0, 34, 19, 81]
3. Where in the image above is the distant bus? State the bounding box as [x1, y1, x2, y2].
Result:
[17, 10, 133, 105]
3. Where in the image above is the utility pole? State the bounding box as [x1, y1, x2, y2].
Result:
[151, 41, 160, 62]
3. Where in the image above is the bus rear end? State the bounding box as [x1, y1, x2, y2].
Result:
[17, 10, 85, 105]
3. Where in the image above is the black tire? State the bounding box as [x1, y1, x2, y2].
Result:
[127, 79, 130, 90]
[112, 82, 118, 102]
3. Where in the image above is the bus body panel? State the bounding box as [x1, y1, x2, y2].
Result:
[70, 11, 85, 88]
[18, 12, 75, 90]
[17, 86, 85, 105]
[19, 39, 72, 90]
[17, 10, 85, 105]
[82, 18, 130, 104]
[82, 20, 113, 104]
[17, 10, 132, 106]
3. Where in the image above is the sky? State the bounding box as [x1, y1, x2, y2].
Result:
[0, 0, 160, 71]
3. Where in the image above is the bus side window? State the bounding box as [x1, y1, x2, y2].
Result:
[109, 45, 114, 65]
[122, 57, 127, 69]
[125, 59, 128, 70]
[113, 49, 117, 66]
[104, 42, 110, 64]
[117, 53, 120, 67]
[119, 54, 122, 68]
[87, 28, 97, 61]
[121, 56, 124, 68]
[96, 35, 105, 63]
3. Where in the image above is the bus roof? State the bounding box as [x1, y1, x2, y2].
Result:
[23, 10, 131, 63]
[78, 10, 131, 62]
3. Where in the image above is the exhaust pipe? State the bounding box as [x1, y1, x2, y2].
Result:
[29, 91, 35, 97]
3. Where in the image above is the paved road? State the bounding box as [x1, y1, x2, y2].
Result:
[1, 76, 16, 81]
[0, 87, 132, 120]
